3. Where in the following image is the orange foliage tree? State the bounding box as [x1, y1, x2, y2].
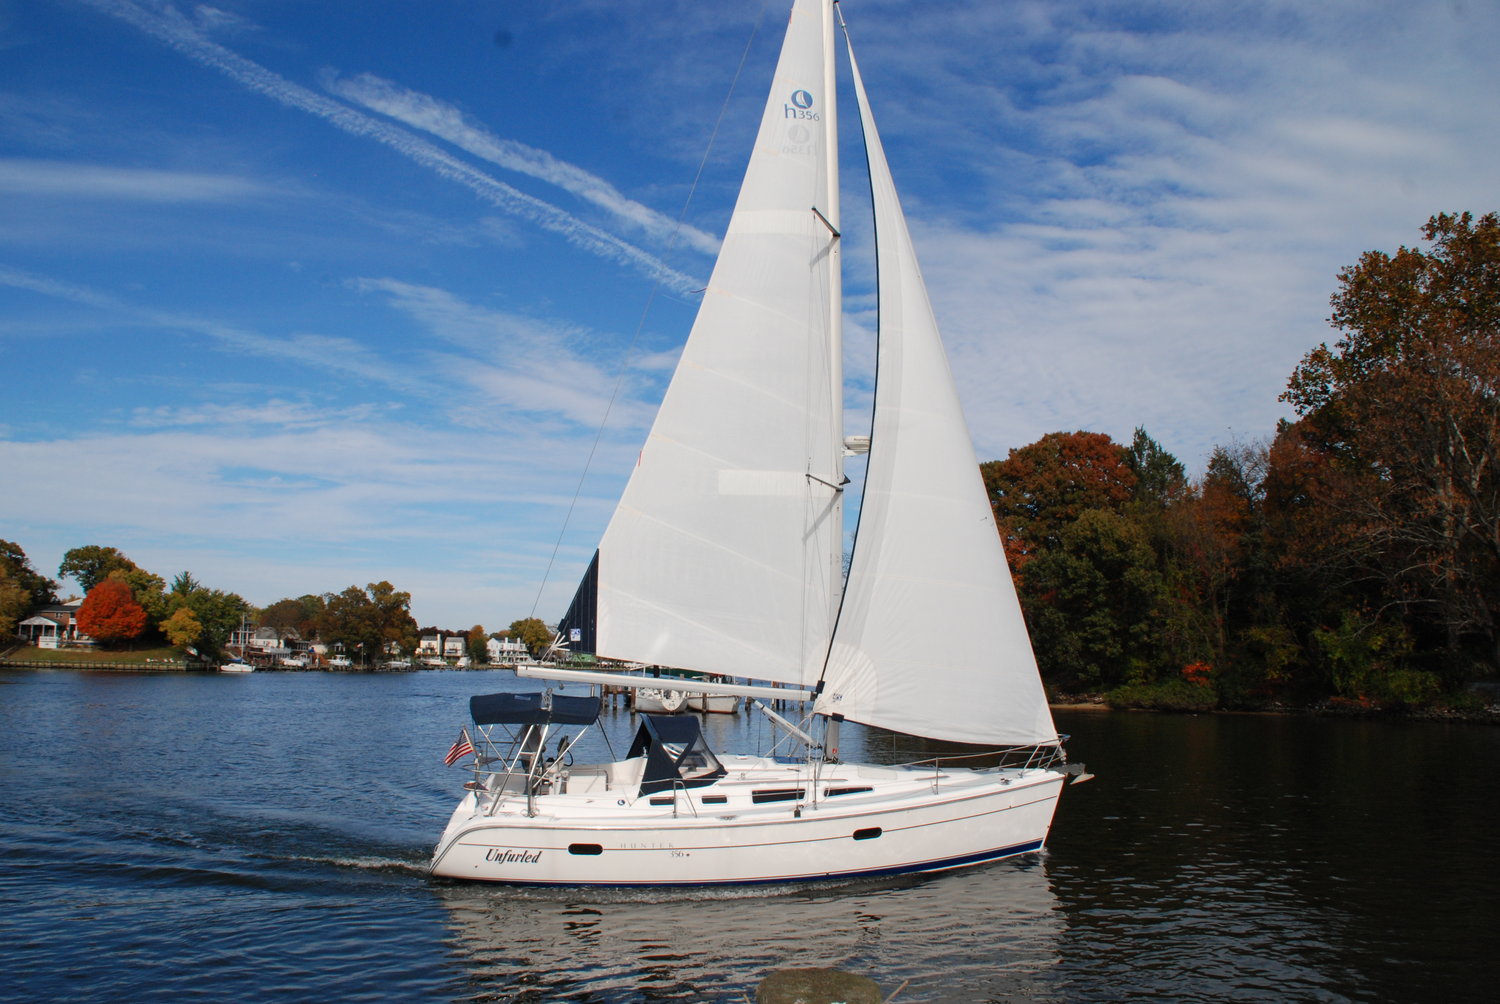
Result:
[76, 578, 149, 647]
[980, 430, 1136, 571]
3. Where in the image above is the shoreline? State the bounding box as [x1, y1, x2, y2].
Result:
[5, 660, 1497, 725]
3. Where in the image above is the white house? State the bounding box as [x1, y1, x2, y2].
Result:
[487, 636, 528, 664]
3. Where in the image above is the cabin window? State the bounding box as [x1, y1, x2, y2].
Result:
[852, 827, 882, 841]
[648, 796, 675, 805]
[568, 843, 604, 855]
[751, 788, 806, 804]
[701, 795, 728, 804]
[825, 786, 873, 797]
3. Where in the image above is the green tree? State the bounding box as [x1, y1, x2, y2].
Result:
[58, 545, 136, 595]
[507, 617, 552, 656]
[0, 571, 29, 638]
[162, 585, 250, 655]
[1283, 211, 1500, 675]
[1126, 427, 1188, 510]
[110, 567, 168, 625]
[0, 539, 58, 608]
[1022, 508, 1170, 691]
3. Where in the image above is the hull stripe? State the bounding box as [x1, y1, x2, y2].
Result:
[432, 838, 1045, 887]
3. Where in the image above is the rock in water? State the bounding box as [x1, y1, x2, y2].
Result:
[756, 967, 883, 1004]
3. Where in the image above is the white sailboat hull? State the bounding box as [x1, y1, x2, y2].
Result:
[686, 693, 742, 714]
[430, 756, 1064, 886]
[633, 688, 686, 714]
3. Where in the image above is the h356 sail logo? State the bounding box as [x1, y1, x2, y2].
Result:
[784, 89, 820, 121]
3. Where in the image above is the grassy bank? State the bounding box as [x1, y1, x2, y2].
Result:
[0, 644, 204, 670]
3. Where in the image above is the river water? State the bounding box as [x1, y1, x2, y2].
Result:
[1, 668, 1495, 1002]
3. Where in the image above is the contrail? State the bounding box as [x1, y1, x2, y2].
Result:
[78, 0, 699, 294]
[326, 72, 722, 258]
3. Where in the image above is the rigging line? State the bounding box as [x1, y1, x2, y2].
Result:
[528, 5, 772, 620]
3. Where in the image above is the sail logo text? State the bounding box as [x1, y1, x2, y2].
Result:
[485, 848, 542, 864]
[785, 89, 820, 121]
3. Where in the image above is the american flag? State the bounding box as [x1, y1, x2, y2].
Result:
[444, 728, 475, 767]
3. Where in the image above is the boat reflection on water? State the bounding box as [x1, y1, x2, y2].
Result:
[434, 858, 1062, 1002]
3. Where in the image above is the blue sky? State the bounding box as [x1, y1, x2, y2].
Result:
[3, 0, 1497, 629]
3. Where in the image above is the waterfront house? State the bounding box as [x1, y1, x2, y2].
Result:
[16, 602, 93, 649]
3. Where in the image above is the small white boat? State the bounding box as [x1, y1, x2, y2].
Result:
[686, 692, 742, 714]
[633, 687, 686, 714]
[431, 0, 1082, 887]
[219, 661, 254, 674]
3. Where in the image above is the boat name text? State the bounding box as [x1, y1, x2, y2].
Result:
[484, 848, 542, 864]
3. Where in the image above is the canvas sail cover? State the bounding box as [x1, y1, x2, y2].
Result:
[585, 0, 845, 687]
[816, 38, 1058, 747]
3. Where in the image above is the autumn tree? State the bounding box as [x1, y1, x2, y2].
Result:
[507, 617, 552, 656]
[319, 582, 419, 663]
[1283, 211, 1500, 675]
[260, 595, 325, 640]
[982, 431, 1136, 569]
[467, 624, 489, 665]
[161, 607, 204, 649]
[76, 578, 149, 647]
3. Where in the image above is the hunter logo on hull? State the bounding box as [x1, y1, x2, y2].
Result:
[485, 847, 542, 864]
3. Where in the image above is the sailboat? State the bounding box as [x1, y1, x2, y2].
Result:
[430, 0, 1081, 886]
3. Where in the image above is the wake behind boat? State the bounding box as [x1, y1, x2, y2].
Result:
[430, 0, 1083, 887]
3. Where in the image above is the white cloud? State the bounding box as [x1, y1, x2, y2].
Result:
[324, 72, 721, 258]
[0, 158, 267, 201]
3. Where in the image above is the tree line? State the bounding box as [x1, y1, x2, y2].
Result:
[987, 213, 1498, 711]
[5, 212, 1494, 707]
[0, 540, 551, 663]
